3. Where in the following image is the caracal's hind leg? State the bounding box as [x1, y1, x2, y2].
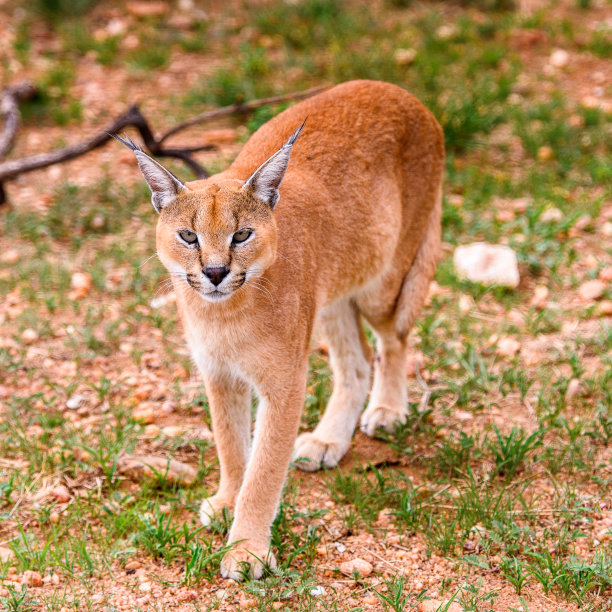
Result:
[360, 325, 411, 435]
[293, 299, 371, 471]
[361, 191, 441, 436]
[199, 373, 251, 527]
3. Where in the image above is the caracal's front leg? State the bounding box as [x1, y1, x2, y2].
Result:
[220, 364, 307, 581]
[199, 372, 251, 527]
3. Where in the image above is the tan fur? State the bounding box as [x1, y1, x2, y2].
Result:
[134, 81, 444, 580]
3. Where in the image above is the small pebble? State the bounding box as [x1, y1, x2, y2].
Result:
[394, 48, 417, 65]
[21, 328, 38, 344]
[176, 589, 197, 602]
[537, 145, 554, 161]
[125, 560, 142, 571]
[565, 378, 583, 401]
[530, 285, 549, 309]
[310, 586, 326, 596]
[599, 267, 612, 282]
[578, 279, 605, 301]
[66, 395, 86, 410]
[21, 570, 42, 587]
[50, 485, 71, 503]
[339, 558, 373, 577]
[0, 249, 20, 265]
[496, 337, 521, 357]
[132, 405, 156, 424]
[540, 207, 563, 223]
[549, 48, 569, 68]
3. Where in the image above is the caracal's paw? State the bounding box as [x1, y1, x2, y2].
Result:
[220, 545, 277, 581]
[360, 404, 408, 437]
[199, 495, 233, 528]
[293, 432, 349, 471]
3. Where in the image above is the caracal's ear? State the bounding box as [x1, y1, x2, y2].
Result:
[242, 119, 306, 209]
[110, 133, 189, 213]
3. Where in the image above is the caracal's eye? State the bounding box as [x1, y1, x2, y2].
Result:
[178, 230, 198, 245]
[232, 229, 252, 244]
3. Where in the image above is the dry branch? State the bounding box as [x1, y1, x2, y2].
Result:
[0, 82, 37, 158]
[0, 84, 329, 206]
[0, 106, 212, 189]
[0, 81, 37, 204]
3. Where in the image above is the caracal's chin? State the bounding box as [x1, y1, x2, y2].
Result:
[199, 289, 234, 303]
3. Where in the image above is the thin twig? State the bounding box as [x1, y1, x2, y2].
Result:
[158, 85, 330, 144]
[417, 389, 432, 414]
[359, 544, 404, 574]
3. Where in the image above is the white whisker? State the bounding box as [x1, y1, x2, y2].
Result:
[139, 252, 159, 270]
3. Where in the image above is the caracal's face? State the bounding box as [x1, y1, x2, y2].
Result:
[156, 181, 278, 303]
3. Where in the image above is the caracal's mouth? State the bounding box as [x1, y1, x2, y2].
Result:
[200, 289, 233, 303]
[196, 274, 248, 303]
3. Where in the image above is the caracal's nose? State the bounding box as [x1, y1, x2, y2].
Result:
[204, 265, 230, 286]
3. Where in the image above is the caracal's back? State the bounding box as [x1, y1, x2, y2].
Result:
[216, 80, 444, 310]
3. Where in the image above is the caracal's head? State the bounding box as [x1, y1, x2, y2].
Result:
[113, 122, 304, 303]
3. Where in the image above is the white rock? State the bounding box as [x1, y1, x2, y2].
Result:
[309, 586, 326, 596]
[70, 272, 92, 290]
[66, 395, 86, 410]
[549, 48, 569, 68]
[21, 328, 38, 344]
[0, 249, 20, 265]
[540, 207, 563, 223]
[394, 48, 417, 65]
[565, 378, 582, 401]
[436, 24, 457, 39]
[106, 18, 126, 36]
[161, 426, 186, 438]
[530, 285, 549, 309]
[496, 337, 521, 357]
[458, 294, 474, 313]
[578, 279, 606, 301]
[453, 243, 520, 288]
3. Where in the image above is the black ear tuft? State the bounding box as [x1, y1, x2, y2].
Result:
[110, 132, 188, 213]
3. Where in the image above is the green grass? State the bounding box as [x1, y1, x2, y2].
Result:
[0, 0, 611, 608]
